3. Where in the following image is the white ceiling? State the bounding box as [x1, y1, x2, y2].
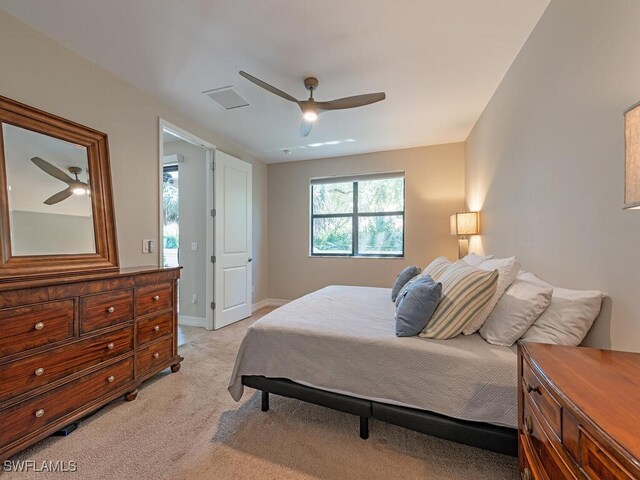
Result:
[0, 0, 549, 163]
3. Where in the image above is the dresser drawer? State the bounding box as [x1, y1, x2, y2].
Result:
[80, 289, 134, 334]
[523, 358, 562, 438]
[137, 337, 172, 375]
[581, 429, 633, 480]
[0, 357, 133, 450]
[136, 283, 173, 316]
[523, 396, 576, 480]
[0, 327, 133, 403]
[0, 300, 74, 357]
[137, 311, 173, 346]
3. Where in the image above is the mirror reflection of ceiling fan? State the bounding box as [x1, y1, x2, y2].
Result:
[30, 156, 90, 205]
[239, 71, 386, 137]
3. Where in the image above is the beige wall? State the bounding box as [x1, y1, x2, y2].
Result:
[0, 10, 268, 304]
[465, 0, 640, 351]
[268, 144, 465, 300]
[163, 140, 207, 319]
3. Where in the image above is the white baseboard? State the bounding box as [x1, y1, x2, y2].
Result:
[178, 315, 206, 328]
[252, 298, 290, 312]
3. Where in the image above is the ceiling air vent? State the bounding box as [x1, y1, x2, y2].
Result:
[202, 86, 249, 110]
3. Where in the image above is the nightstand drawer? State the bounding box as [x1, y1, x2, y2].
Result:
[520, 434, 546, 480]
[136, 283, 172, 316]
[523, 396, 576, 480]
[519, 342, 640, 480]
[522, 358, 562, 438]
[80, 289, 134, 334]
[0, 300, 74, 357]
[137, 311, 173, 345]
[581, 429, 633, 480]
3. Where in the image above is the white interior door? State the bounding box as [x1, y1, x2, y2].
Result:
[214, 151, 252, 329]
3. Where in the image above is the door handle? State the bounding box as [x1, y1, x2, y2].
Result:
[248, 258, 253, 263]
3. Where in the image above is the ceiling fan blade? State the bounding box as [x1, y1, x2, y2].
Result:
[239, 71, 300, 104]
[300, 120, 313, 137]
[31, 157, 74, 184]
[43, 187, 73, 205]
[317, 92, 386, 111]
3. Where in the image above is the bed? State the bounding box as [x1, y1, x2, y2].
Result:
[228, 285, 519, 455]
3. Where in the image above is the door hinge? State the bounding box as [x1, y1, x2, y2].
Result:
[210, 302, 216, 310]
[210, 255, 216, 263]
[210, 208, 216, 217]
[210, 161, 216, 171]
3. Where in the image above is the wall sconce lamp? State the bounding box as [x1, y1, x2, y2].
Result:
[450, 211, 480, 259]
[624, 101, 640, 209]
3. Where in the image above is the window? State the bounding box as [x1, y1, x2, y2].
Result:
[310, 172, 405, 257]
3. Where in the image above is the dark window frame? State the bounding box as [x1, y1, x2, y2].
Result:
[310, 176, 405, 258]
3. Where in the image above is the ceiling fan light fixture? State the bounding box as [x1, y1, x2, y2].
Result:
[239, 71, 385, 136]
[72, 186, 88, 196]
[303, 110, 318, 122]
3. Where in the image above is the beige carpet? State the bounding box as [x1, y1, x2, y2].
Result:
[6, 308, 517, 480]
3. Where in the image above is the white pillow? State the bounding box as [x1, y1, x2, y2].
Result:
[520, 287, 603, 346]
[517, 271, 553, 288]
[462, 253, 494, 267]
[480, 279, 553, 347]
[463, 256, 521, 335]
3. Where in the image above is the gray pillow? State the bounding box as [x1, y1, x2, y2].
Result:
[395, 275, 442, 337]
[391, 265, 421, 301]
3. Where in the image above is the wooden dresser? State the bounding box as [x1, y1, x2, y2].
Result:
[519, 342, 640, 480]
[0, 266, 182, 460]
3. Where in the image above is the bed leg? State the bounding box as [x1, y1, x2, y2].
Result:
[360, 416, 369, 440]
[261, 391, 269, 412]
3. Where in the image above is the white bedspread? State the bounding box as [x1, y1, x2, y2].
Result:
[228, 286, 518, 428]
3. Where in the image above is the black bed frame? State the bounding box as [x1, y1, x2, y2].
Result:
[242, 375, 517, 456]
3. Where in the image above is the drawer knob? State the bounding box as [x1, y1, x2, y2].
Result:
[153, 295, 160, 301]
[526, 383, 540, 394]
[153, 352, 160, 359]
[522, 467, 532, 480]
[34, 322, 45, 330]
[153, 325, 160, 332]
[34, 409, 45, 418]
[107, 375, 115, 383]
[34, 367, 45, 376]
[524, 415, 534, 435]
[107, 342, 115, 350]
[107, 306, 115, 313]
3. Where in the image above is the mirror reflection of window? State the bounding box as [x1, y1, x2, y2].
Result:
[2, 123, 96, 256]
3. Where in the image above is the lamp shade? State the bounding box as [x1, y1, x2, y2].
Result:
[450, 211, 479, 236]
[625, 101, 640, 209]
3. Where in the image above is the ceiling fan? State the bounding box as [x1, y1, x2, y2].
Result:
[239, 71, 386, 137]
[30, 156, 89, 205]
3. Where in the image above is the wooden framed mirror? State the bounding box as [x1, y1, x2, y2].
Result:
[0, 96, 118, 283]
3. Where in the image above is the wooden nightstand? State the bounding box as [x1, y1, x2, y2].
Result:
[518, 342, 640, 480]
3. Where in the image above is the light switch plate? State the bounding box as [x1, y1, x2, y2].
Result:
[142, 239, 155, 254]
[191, 242, 198, 251]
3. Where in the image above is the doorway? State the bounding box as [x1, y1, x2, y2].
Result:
[159, 119, 215, 330]
[159, 119, 254, 331]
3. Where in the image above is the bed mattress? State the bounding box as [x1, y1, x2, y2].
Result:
[228, 285, 518, 428]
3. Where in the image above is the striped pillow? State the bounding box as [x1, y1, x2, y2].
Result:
[422, 256, 451, 281]
[420, 261, 499, 339]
